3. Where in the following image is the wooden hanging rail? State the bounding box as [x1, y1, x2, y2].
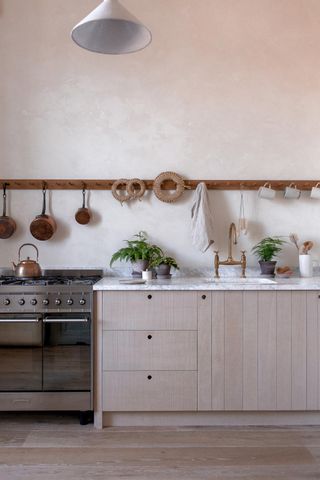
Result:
[0, 179, 320, 191]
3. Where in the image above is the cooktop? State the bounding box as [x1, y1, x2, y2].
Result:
[0, 276, 102, 286]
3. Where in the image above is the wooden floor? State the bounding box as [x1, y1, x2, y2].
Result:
[1, 414, 320, 479]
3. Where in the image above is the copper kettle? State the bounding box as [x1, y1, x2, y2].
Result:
[12, 243, 42, 278]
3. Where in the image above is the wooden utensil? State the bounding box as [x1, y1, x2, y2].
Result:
[0, 184, 16, 239]
[75, 188, 91, 225]
[30, 187, 57, 241]
[237, 190, 248, 236]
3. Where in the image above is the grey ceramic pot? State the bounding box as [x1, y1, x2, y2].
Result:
[259, 260, 277, 276]
[131, 259, 149, 274]
[155, 264, 171, 276]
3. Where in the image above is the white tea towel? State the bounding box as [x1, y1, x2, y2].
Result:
[191, 182, 215, 252]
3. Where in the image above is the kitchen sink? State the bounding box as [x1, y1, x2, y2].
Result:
[205, 278, 277, 284]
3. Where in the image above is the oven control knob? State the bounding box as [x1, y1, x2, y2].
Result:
[55, 299, 62, 306]
[4, 298, 10, 306]
[43, 299, 49, 306]
[79, 299, 86, 306]
[30, 299, 37, 306]
[67, 298, 73, 306]
[19, 299, 25, 306]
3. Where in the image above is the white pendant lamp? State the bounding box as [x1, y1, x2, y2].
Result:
[71, 0, 152, 54]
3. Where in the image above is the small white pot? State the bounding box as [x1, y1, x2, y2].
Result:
[299, 254, 313, 278]
[142, 270, 153, 281]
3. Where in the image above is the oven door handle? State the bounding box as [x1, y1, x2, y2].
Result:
[43, 317, 89, 323]
[0, 317, 41, 323]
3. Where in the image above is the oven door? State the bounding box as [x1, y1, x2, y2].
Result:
[43, 315, 91, 391]
[0, 315, 42, 392]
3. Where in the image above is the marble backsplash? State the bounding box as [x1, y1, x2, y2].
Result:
[104, 265, 303, 278]
[0, 265, 312, 279]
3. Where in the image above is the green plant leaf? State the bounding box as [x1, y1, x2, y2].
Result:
[149, 255, 179, 270]
[110, 232, 165, 267]
[251, 237, 286, 262]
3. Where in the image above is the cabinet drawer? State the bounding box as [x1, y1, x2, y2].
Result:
[103, 371, 197, 411]
[103, 291, 197, 330]
[103, 331, 197, 371]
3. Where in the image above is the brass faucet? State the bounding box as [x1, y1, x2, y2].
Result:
[214, 223, 246, 278]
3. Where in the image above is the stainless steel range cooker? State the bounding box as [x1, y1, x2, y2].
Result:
[0, 269, 102, 425]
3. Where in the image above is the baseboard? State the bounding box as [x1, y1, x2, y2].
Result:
[102, 411, 320, 428]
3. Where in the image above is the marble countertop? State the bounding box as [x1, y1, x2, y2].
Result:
[93, 276, 320, 291]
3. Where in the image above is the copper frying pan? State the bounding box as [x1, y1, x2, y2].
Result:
[0, 184, 16, 239]
[30, 187, 57, 241]
[75, 188, 91, 225]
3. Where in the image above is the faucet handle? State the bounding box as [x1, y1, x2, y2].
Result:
[214, 251, 220, 278]
[240, 251, 247, 278]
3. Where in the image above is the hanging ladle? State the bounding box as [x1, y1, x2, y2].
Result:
[75, 188, 91, 225]
[0, 184, 16, 239]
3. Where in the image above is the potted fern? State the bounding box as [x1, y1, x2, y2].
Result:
[110, 231, 163, 275]
[149, 255, 179, 278]
[252, 237, 286, 276]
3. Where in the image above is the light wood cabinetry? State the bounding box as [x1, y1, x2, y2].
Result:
[198, 292, 212, 410]
[103, 331, 197, 371]
[103, 371, 197, 411]
[95, 289, 320, 427]
[210, 291, 319, 411]
[99, 291, 200, 413]
[103, 291, 197, 330]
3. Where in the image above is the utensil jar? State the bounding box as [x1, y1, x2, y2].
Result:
[299, 254, 313, 278]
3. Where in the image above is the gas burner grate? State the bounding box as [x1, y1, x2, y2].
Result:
[0, 279, 24, 285]
[0, 276, 101, 286]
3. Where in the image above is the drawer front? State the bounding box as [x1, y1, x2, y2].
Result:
[103, 291, 198, 330]
[103, 371, 197, 411]
[0, 392, 91, 411]
[103, 331, 197, 371]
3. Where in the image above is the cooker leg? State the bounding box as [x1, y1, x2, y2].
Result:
[79, 410, 93, 425]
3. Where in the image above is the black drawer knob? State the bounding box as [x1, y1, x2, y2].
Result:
[147, 375, 152, 380]
[147, 294, 152, 300]
[202, 295, 207, 300]
[147, 335, 152, 340]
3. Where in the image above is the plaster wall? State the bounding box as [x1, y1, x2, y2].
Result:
[1, 0, 320, 269]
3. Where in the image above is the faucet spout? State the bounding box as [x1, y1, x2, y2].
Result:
[228, 223, 238, 261]
[213, 222, 246, 278]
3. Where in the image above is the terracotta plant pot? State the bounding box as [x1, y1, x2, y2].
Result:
[259, 260, 277, 276]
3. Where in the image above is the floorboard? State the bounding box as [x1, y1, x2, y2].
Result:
[0, 413, 320, 479]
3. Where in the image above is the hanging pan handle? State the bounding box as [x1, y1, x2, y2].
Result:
[41, 185, 47, 215]
[2, 184, 7, 217]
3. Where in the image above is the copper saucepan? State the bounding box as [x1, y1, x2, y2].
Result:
[30, 187, 57, 241]
[75, 188, 91, 225]
[0, 184, 16, 239]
